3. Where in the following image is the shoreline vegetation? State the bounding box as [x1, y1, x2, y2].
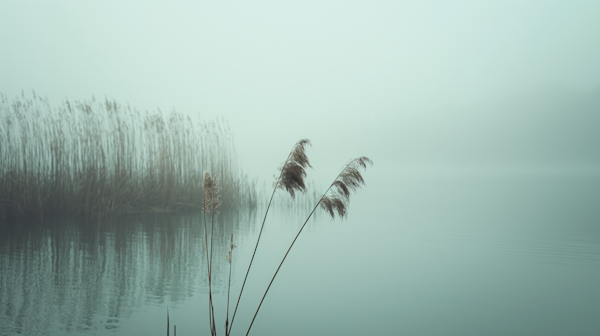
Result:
[0, 91, 373, 335]
[0, 92, 257, 221]
[196, 139, 372, 336]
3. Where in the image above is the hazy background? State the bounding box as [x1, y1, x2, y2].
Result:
[2, 2, 600, 335]
[1, 0, 599, 185]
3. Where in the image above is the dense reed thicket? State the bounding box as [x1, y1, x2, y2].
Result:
[0, 92, 257, 220]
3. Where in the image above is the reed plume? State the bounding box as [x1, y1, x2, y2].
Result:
[204, 171, 222, 216]
[245, 156, 373, 336]
[319, 156, 373, 219]
[273, 139, 312, 198]
[228, 139, 311, 335]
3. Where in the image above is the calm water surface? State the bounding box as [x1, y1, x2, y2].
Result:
[1, 172, 599, 336]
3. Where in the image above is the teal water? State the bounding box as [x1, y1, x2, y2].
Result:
[1, 172, 599, 336]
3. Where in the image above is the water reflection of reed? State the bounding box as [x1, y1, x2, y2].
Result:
[0, 209, 256, 335]
[0, 92, 257, 220]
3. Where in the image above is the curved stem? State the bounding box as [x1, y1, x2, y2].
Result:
[227, 186, 277, 334]
[245, 179, 339, 336]
[210, 214, 216, 335]
[228, 142, 302, 334]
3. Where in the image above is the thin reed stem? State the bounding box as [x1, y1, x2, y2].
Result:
[210, 213, 217, 335]
[228, 139, 311, 335]
[245, 157, 372, 336]
[202, 210, 214, 335]
[227, 186, 274, 334]
[203, 171, 221, 336]
[245, 194, 322, 336]
[225, 233, 234, 336]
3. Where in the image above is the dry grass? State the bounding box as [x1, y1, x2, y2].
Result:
[0, 92, 257, 220]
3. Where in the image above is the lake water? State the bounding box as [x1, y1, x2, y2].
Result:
[1, 171, 599, 336]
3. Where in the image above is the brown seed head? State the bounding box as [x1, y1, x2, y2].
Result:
[273, 139, 312, 199]
[203, 171, 222, 215]
[320, 156, 373, 220]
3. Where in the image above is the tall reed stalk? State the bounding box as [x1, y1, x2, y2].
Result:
[245, 156, 372, 335]
[227, 139, 312, 335]
[203, 171, 221, 336]
[165, 140, 371, 336]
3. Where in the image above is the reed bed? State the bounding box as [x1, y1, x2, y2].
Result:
[0, 92, 257, 220]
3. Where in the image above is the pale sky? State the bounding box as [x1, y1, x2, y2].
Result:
[2, 1, 599, 182]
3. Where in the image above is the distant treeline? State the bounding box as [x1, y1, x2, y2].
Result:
[0, 92, 257, 220]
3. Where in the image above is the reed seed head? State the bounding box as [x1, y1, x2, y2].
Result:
[203, 171, 222, 215]
[273, 139, 312, 199]
[320, 156, 373, 220]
